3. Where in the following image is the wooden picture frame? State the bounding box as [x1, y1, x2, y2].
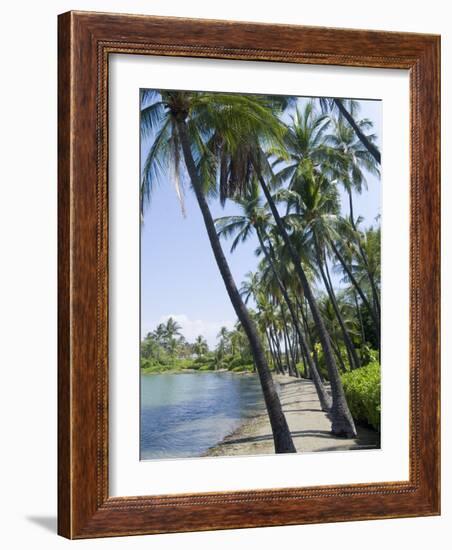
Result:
[58, 10, 440, 539]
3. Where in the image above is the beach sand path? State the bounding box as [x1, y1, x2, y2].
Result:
[206, 375, 379, 456]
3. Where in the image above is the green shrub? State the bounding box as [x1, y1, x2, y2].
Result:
[193, 352, 215, 367]
[341, 361, 381, 431]
[220, 354, 234, 366]
[229, 355, 247, 369]
[231, 363, 254, 372]
[296, 362, 307, 377]
[312, 342, 351, 379]
[360, 345, 379, 366]
[140, 357, 195, 373]
[198, 364, 214, 371]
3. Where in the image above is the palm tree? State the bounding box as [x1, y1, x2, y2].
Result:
[327, 116, 379, 226]
[164, 317, 181, 336]
[261, 104, 357, 436]
[153, 323, 166, 345]
[216, 326, 231, 353]
[329, 218, 380, 336]
[327, 115, 381, 336]
[193, 335, 208, 358]
[283, 164, 361, 371]
[164, 317, 182, 347]
[216, 184, 332, 410]
[349, 224, 381, 322]
[319, 98, 380, 163]
[141, 332, 159, 361]
[213, 100, 355, 434]
[215, 326, 231, 368]
[141, 90, 295, 453]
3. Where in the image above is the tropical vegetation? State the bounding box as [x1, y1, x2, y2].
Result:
[140, 90, 381, 451]
[140, 318, 256, 374]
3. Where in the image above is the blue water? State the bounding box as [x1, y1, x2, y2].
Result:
[140, 371, 266, 459]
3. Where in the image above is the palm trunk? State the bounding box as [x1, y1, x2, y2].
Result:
[311, 341, 321, 376]
[256, 228, 332, 410]
[292, 327, 300, 364]
[324, 247, 361, 369]
[270, 326, 284, 374]
[348, 189, 355, 227]
[369, 274, 381, 319]
[354, 290, 366, 356]
[334, 99, 381, 163]
[298, 335, 308, 378]
[274, 329, 286, 374]
[330, 239, 380, 339]
[298, 298, 322, 380]
[278, 306, 291, 373]
[177, 121, 295, 452]
[256, 173, 356, 436]
[281, 323, 292, 374]
[332, 337, 347, 372]
[347, 192, 381, 320]
[265, 329, 277, 370]
[357, 244, 381, 320]
[314, 240, 358, 370]
[280, 304, 298, 376]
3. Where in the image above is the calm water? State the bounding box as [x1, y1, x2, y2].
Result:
[140, 372, 267, 459]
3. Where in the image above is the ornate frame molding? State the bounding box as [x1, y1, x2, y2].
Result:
[58, 11, 440, 538]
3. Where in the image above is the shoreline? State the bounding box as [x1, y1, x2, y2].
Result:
[141, 368, 255, 375]
[204, 375, 380, 456]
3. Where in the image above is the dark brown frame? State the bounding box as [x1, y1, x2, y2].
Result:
[58, 10, 440, 539]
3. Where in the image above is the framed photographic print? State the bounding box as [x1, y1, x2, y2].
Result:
[58, 11, 440, 538]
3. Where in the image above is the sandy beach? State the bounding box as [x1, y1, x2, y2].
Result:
[205, 375, 380, 456]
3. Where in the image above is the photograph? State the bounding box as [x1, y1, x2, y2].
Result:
[139, 89, 382, 460]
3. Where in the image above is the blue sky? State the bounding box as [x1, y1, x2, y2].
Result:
[140, 96, 381, 347]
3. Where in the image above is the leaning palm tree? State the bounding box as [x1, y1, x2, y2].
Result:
[263, 103, 357, 436]
[327, 115, 381, 333]
[329, 217, 380, 336]
[283, 164, 361, 371]
[214, 100, 356, 435]
[327, 116, 379, 227]
[216, 183, 332, 410]
[348, 224, 381, 322]
[319, 97, 380, 164]
[140, 89, 295, 453]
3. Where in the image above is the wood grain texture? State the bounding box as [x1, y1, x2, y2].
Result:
[57, 10, 440, 539]
[57, 10, 72, 539]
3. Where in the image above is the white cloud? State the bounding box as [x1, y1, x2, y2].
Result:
[158, 314, 235, 348]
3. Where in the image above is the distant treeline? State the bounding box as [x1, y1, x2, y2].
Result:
[140, 317, 255, 374]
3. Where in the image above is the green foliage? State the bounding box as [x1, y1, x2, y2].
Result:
[361, 308, 380, 351]
[140, 357, 195, 374]
[140, 92, 382, 434]
[341, 361, 381, 431]
[228, 355, 248, 369]
[231, 364, 254, 372]
[198, 364, 213, 371]
[140, 322, 256, 373]
[312, 342, 350, 379]
[360, 345, 379, 366]
[191, 352, 214, 370]
[296, 362, 307, 377]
